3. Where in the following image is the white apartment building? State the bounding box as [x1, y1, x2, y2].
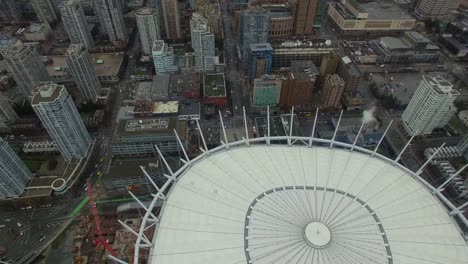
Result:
[32, 82, 92, 160]
[152, 40, 177, 75]
[402, 75, 459, 136]
[4, 42, 49, 96]
[190, 13, 215, 71]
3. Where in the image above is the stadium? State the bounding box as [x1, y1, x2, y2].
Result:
[117, 110, 468, 264]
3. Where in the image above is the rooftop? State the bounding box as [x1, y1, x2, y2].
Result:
[116, 117, 184, 137]
[24, 23, 50, 33]
[250, 43, 273, 52]
[204, 73, 226, 97]
[135, 7, 157, 16]
[169, 73, 201, 96]
[149, 143, 468, 264]
[152, 101, 179, 115]
[152, 40, 165, 52]
[289, 60, 319, 80]
[179, 101, 201, 116]
[360, 0, 412, 20]
[31, 82, 63, 105]
[380, 37, 410, 50]
[46, 53, 124, 77]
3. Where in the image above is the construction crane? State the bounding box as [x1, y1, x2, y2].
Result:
[86, 179, 118, 257]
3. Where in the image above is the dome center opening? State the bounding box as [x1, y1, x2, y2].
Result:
[304, 222, 331, 248]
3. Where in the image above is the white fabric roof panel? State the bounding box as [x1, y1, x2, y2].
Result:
[151, 145, 468, 264]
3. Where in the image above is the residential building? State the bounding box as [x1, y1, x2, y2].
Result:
[280, 60, 318, 108]
[319, 50, 339, 76]
[136, 7, 161, 55]
[247, 43, 273, 80]
[402, 76, 459, 136]
[0, 138, 32, 199]
[98, 0, 128, 47]
[0, 92, 18, 128]
[336, 56, 361, 92]
[415, 0, 454, 19]
[65, 44, 101, 102]
[32, 0, 58, 24]
[195, 0, 223, 38]
[293, 0, 318, 36]
[4, 42, 49, 96]
[327, 0, 415, 36]
[270, 38, 336, 69]
[252, 75, 282, 107]
[32, 82, 92, 160]
[161, 0, 182, 40]
[190, 13, 215, 71]
[0, 0, 23, 24]
[23, 23, 52, 42]
[322, 74, 345, 109]
[239, 7, 269, 58]
[60, 0, 94, 49]
[152, 40, 177, 74]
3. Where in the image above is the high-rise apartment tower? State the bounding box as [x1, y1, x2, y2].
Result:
[136, 8, 161, 55]
[60, 0, 94, 49]
[402, 76, 459, 136]
[0, 138, 32, 199]
[65, 44, 101, 102]
[32, 82, 92, 160]
[4, 42, 49, 96]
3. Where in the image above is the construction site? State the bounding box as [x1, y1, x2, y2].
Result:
[71, 181, 155, 264]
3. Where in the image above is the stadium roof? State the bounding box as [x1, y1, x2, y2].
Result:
[149, 144, 468, 264]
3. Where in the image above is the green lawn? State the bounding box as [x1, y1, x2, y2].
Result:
[448, 116, 468, 134]
[24, 160, 44, 172]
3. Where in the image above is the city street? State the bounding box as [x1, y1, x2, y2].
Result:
[0, 201, 80, 263]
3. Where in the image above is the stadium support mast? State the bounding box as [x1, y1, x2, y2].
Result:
[433, 164, 468, 194]
[351, 118, 365, 151]
[243, 106, 249, 146]
[414, 143, 445, 177]
[288, 107, 294, 146]
[330, 110, 343, 149]
[267, 106, 270, 146]
[174, 129, 190, 166]
[309, 108, 319, 147]
[372, 120, 393, 156]
[393, 131, 418, 164]
[195, 119, 208, 153]
[218, 111, 229, 148]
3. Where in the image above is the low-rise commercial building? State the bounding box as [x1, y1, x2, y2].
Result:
[372, 31, 440, 64]
[178, 101, 201, 120]
[45, 52, 125, 83]
[327, 0, 415, 36]
[270, 39, 336, 70]
[203, 73, 227, 106]
[23, 23, 52, 42]
[168, 73, 201, 100]
[252, 75, 283, 107]
[111, 117, 187, 157]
